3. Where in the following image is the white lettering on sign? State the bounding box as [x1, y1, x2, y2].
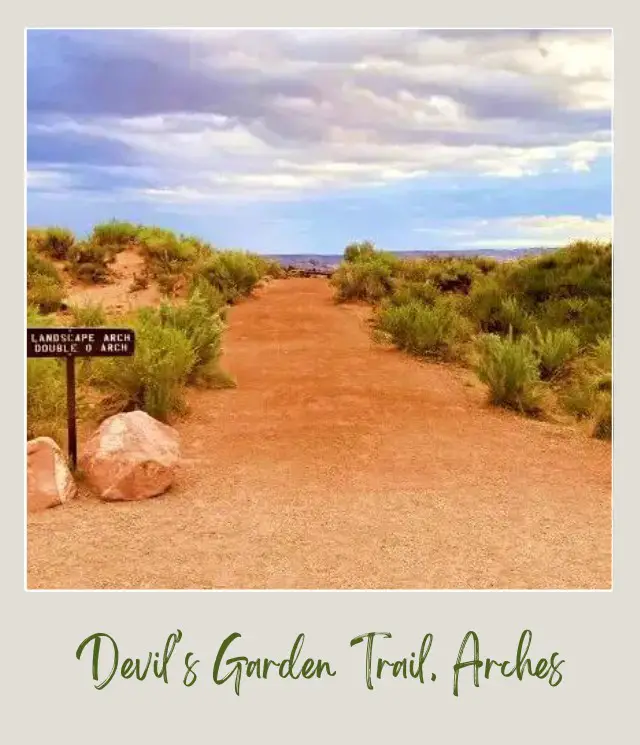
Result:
[27, 328, 135, 358]
[99, 343, 130, 353]
[33, 343, 79, 354]
[102, 333, 132, 343]
[29, 332, 96, 344]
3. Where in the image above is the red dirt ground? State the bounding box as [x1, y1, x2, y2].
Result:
[64, 249, 163, 312]
[27, 278, 611, 589]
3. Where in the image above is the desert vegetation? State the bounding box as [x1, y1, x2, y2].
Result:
[26, 224, 613, 447]
[332, 240, 612, 438]
[26, 221, 276, 445]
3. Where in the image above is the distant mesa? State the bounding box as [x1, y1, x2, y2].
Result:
[271, 246, 556, 273]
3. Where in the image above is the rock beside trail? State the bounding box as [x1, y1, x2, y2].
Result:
[80, 411, 181, 502]
[27, 437, 77, 513]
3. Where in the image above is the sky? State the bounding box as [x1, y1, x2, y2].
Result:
[26, 29, 612, 255]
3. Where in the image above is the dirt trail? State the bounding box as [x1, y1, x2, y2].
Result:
[27, 278, 611, 589]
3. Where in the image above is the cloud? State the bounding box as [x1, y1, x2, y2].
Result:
[27, 29, 612, 202]
[461, 214, 612, 248]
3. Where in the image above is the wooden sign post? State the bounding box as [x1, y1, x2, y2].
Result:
[27, 327, 136, 469]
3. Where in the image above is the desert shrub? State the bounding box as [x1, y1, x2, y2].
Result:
[467, 275, 531, 336]
[27, 274, 65, 313]
[136, 227, 197, 290]
[467, 275, 504, 330]
[188, 275, 227, 316]
[73, 262, 111, 283]
[592, 391, 612, 440]
[27, 358, 67, 442]
[90, 220, 140, 247]
[138, 228, 197, 266]
[27, 305, 51, 327]
[344, 240, 377, 263]
[398, 257, 480, 294]
[562, 376, 596, 419]
[331, 259, 395, 303]
[377, 297, 471, 360]
[157, 291, 226, 385]
[464, 241, 611, 344]
[93, 308, 195, 421]
[561, 335, 612, 430]
[505, 242, 611, 323]
[470, 256, 498, 274]
[130, 271, 150, 292]
[68, 302, 107, 327]
[428, 261, 478, 294]
[496, 297, 531, 336]
[474, 331, 543, 414]
[27, 228, 47, 253]
[27, 246, 62, 284]
[396, 259, 434, 284]
[67, 241, 116, 283]
[156, 272, 181, 296]
[534, 327, 580, 380]
[39, 227, 75, 260]
[27, 306, 67, 441]
[387, 280, 439, 308]
[195, 250, 263, 301]
[177, 234, 214, 261]
[259, 257, 286, 279]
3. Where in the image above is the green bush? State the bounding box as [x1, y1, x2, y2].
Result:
[561, 336, 612, 431]
[93, 309, 195, 421]
[27, 358, 67, 443]
[90, 220, 140, 247]
[344, 240, 377, 263]
[428, 261, 478, 294]
[137, 228, 209, 295]
[156, 271, 181, 296]
[534, 327, 580, 380]
[27, 247, 62, 284]
[397, 257, 480, 294]
[467, 275, 504, 331]
[157, 291, 226, 385]
[593, 391, 612, 440]
[387, 280, 439, 308]
[188, 275, 227, 316]
[470, 256, 498, 274]
[68, 302, 107, 327]
[27, 274, 65, 313]
[195, 250, 263, 301]
[27, 228, 47, 253]
[468, 278, 530, 335]
[474, 331, 543, 414]
[27, 309, 67, 441]
[130, 271, 150, 292]
[40, 227, 75, 260]
[591, 336, 612, 373]
[138, 227, 197, 266]
[67, 241, 115, 283]
[331, 259, 395, 303]
[259, 257, 286, 279]
[377, 297, 471, 360]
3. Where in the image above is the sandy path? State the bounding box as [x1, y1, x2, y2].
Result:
[27, 278, 611, 589]
[64, 250, 162, 312]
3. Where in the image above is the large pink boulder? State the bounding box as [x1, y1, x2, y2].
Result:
[79, 411, 181, 501]
[27, 437, 77, 513]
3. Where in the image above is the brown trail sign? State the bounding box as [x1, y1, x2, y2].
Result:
[27, 327, 136, 468]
